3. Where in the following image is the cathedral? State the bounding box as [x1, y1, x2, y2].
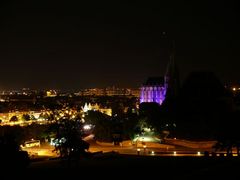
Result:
[140, 77, 166, 105]
[140, 53, 179, 105]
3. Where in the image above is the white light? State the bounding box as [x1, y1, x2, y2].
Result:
[137, 148, 141, 152]
[83, 124, 91, 130]
[151, 151, 155, 155]
[173, 151, 177, 155]
[197, 152, 201, 156]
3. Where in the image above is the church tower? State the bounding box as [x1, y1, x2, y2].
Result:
[139, 40, 180, 106]
[164, 41, 180, 100]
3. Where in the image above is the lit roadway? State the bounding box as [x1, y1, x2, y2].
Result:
[88, 142, 207, 157]
[22, 143, 58, 159]
[23, 141, 232, 159]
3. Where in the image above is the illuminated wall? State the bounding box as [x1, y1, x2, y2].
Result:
[82, 103, 112, 116]
[140, 86, 166, 105]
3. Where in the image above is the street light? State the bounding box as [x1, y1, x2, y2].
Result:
[137, 148, 141, 155]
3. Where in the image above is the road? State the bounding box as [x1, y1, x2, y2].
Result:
[89, 144, 206, 156]
[22, 143, 57, 159]
[23, 140, 238, 159]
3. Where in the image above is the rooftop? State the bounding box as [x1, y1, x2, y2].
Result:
[143, 77, 165, 86]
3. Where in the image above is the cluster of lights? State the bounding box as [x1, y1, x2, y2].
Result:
[83, 124, 92, 131]
[50, 137, 66, 146]
[135, 150, 205, 157]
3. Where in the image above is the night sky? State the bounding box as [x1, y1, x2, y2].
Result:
[0, 1, 239, 90]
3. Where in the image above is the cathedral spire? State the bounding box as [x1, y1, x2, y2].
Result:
[165, 40, 180, 99]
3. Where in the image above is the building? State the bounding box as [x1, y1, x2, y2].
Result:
[129, 88, 140, 97]
[79, 87, 140, 97]
[82, 88, 105, 96]
[82, 103, 112, 116]
[46, 90, 57, 97]
[140, 77, 166, 105]
[105, 86, 127, 96]
[140, 51, 179, 105]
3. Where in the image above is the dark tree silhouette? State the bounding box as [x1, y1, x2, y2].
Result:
[139, 102, 169, 134]
[85, 111, 113, 142]
[10, 116, 18, 122]
[214, 111, 240, 156]
[0, 134, 30, 168]
[121, 111, 140, 140]
[52, 118, 90, 160]
[173, 71, 233, 139]
[22, 114, 31, 121]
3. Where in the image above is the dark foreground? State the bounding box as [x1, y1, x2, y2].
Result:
[2, 154, 240, 179]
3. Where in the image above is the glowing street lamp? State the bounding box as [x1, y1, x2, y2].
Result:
[137, 148, 141, 155]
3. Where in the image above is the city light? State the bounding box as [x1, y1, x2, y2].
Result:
[83, 124, 92, 130]
[137, 148, 141, 155]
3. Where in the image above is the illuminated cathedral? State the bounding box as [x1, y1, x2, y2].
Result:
[140, 77, 166, 105]
[140, 53, 179, 105]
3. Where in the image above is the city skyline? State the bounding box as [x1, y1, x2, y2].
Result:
[0, 1, 239, 90]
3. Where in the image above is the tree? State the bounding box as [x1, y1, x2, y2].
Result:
[0, 132, 30, 168]
[173, 71, 233, 139]
[10, 116, 18, 122]
[139, 103, 164, 134]
[214, 111, 240, 156]
[22, 114, 31, 121]
[85, 111, 113, 142]
[121, 112, 140, 140]
[52, 118, 90, 160]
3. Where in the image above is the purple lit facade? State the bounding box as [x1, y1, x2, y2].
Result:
[140, 53, 178, 105]
[140, 77, 167, 105]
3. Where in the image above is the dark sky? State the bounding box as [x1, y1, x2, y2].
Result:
[0, 1, 239, 90]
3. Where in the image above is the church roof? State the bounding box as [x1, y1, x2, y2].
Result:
[143, 77, 165, 86]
